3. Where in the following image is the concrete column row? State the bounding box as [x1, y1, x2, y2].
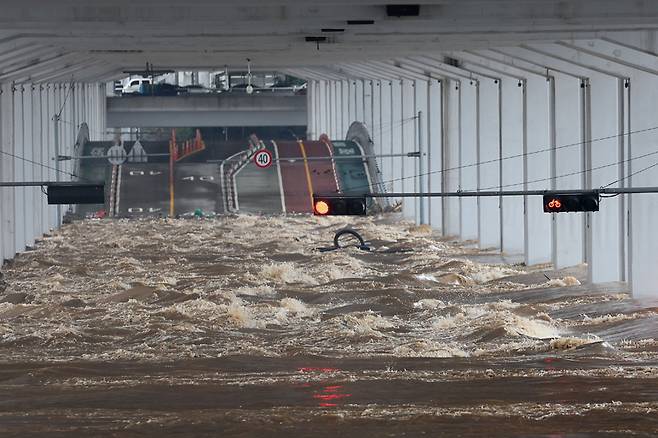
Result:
[0, 82, 106, 262]
[308, 78, 439, 226]
[306, 40, 658, 299]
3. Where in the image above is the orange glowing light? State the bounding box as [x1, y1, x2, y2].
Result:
[314, 200, 330, 215]
[548, 199, 562, 209]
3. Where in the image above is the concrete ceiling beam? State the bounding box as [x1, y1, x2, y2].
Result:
[495, 47, 624, 80]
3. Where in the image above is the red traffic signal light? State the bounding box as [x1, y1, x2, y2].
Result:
[313, 195, 367, 216]
[543, 193, 599, 213]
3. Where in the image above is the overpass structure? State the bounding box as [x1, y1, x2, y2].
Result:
[1, 1, 658, 299]
[106, 94, 307, 128]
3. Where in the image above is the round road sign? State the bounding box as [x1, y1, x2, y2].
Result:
[253, 149, 273, 169]
[107, 144, 127, 165]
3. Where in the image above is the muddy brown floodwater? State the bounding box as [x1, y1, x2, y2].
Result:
[0, 214, 656, 437]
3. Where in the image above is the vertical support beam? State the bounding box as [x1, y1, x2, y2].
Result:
[355, 80, 364, 122]
[380, 80, 393, 190]
[414, 80, 430, 224]
[340, 80, 349, 138]
[428, 78, 443, 231]
[372, 80, 382, 172]
[587, 76, 627, 283]
[47, 84, 57, 229]
[318, 80, 327, 136]
[524, 77, 552, 265]
[500, 79, 526, 255]
[364, 80, 373, 133]
[552, 73, 585, 268]
[347, 80, 356, 126]
[390, 80, 403, 196]
[0, 83, 14, 261]
[443, 79, 461, 237]
[477, 78, 502, 249]
[13, 84, 25, 253]
[39, 85, 48, 234]
[23, 84, 34, 248]
[330, 81, 338, 139]
[460, 80, 479, 241]
[401, 79, 416, 220]
[307, 80, 317, 139]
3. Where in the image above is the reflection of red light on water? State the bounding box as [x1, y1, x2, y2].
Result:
[313, 393, 351, 401]
[312, 385, 352, 407]
[323, 386, 342, 392]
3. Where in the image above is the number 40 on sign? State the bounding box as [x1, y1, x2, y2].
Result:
[253, 149, 273, 169]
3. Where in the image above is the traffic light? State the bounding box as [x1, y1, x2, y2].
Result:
[313, 195, 367, 216]
[543, 193, 599, 213]
[47, 184, 105, 205]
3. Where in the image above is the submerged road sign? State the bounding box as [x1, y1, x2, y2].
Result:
[254, 149, 273, 169]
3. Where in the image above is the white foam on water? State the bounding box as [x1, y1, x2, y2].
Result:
[393, 340, 469, 358]
[462, 263, 522, 284]
[415, 273, 438, 282]
[260, 263, 318, 285]
[332, 312, 396, 338]
[226, 300, 264, 329]
[550, 336, 602, 350]
[234, 285, 277, 297]
[543, 276, 581, 288]
[413, 299, 446, 310]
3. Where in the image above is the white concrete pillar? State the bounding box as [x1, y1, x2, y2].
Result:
[477, 78, 502, 249]
[355, 80, 365, 122]
[443, 79, 462, 238]
[414, 80, 430, 224]
[459, 80, 479, 241]
[0, 83, 15, 261]
[13, 84, 25, 253]
[588, 77, 626, 283]
[47, 84, 58, 229]
[318, 80, 328, 136]
[380, 80, 393, 190]
[390, 80, 403, 196]
[427, 79, 443, 231]
[524, 76, 552, 265]
[39, 85, 48, 234]
[364, 80, 374, 134]
[330, 81, 339, 139]
[347, 80, 357, 126]
[500, 79, 525, 255]
[401, 79, 416, 221]
[23, 84, 35, 248]
[307, 80, 317, 139]
[98, 83, 107, 141]
[340, 80, 349, 138]
[372, 80, 382, 166]
[551, 73, 585, 269]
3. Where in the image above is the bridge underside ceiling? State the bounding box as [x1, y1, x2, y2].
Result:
[1, 0, 658, 82]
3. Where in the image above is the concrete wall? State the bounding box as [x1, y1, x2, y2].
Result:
[106, 94, 307, 128]
[0, 82, 106, 262]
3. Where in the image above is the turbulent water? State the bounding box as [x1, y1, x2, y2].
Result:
[0, 215, 656, 437]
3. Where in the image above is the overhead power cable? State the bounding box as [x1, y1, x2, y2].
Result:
[0, 148, 80, 180]
[348, 124, 658, 193]
[479, 149, 658, 192]
[601, 160, 658, 189]
[55, 78, 76, 119]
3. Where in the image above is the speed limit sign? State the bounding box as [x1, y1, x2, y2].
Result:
[253, 149, 273, 169]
